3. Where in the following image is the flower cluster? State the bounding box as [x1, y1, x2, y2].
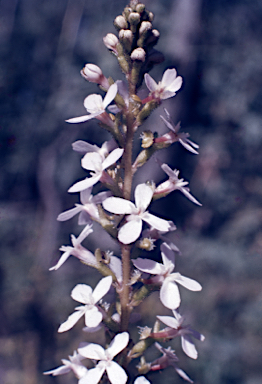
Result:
[45, 2, 204, 384]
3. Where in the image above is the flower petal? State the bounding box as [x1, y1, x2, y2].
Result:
[102, 148, 124, 170]
[84, 94, 103, 113]
[68, 174, 101, 193]
[78, 343, 106, 360]
[49, 248, 72, 271]
[160, 279, 181, 309]
[118, 218, 142, 244]
[106, 361, 128, 384]
[79, 365, 105, 384]
[58, 309, 85, 332]
[134, 183, 153, 212]
[133, 258, 164, 275]
[181, 335, 198, 359]
[160, 242, 175, 270]
[142, 212, 171, 232]
[161, 69, 178, 87]
[43, 365, 71, 376]
[144, 73, 157, 92]
[157, 315, 180, 329]
[103, 197, 136, 215]
[85, 307, 103, 328]
[103, 83, 118, 108]
[92, 276, 112, 304]
[57, 206, 83, 221]
[173, 274, 202, 291]
[72, 140, 99, 154]
[82, 152, 103, 171]
[66, 114, 98, 124]
[71, 284, 93, 304]
[134, 377, 151, 384]
[106, 332, 129, 358]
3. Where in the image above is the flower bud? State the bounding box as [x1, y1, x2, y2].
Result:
[103, 33, 119, 54]
[119, 29, 133, 52]
[131, 47, 146, 62]
[114, 15, 128, 30]
[128, 11, 140, 32]
[136, 3, 145, 14]
[81, 63, 109, 89]
[139, 21, 152, 36]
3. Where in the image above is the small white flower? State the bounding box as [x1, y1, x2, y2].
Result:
[154, 164, 202, 206]
[103, 183, 172, 244]
[66, 83, 118, 127]
[43, 351, 88, 379]
[58, 276, 112, 332]
[57, 187, 112, 224]
[78, 332, 129, 384]
[144, 68, 182, 100]
[133, 242, 202, 309]
[68, 147, 124, 193]
[157, 310, 205, 359]
[49, 225, 95, 271]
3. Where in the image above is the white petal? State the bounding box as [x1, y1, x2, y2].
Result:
[118, 218, 142, 244]
[78, 343, 106, 360]
[134, 183, 153, 211]
[92, 190, 112, 205]
[68, 174, 101, 193]
[106, 332, 129, 358]
[82, 152, 103, 171]
[160, 90, 177, 100]
[57, 206, 83, 221]
[103, 83, 118, 108]
[85, 307, 103, 328]
[84, 94, 103, 113]
[167, 75, 183, 93]
[161, 68, 178, 88]
[66, 115, 95, 124]
[80, 187, 93, 204]
[58, 309, 85, 332]
[43, 365, 71, 376]
[180, 187, 202, 206]
[106, 361, 128, 384]
[102, 148, 124, 170]
[161, 163, 176, 179]
[133, 258, 164, 275]
[72, 140, 99, 154]
[181, 335, 198, 359]
[134, 377, 151, 384]
[144, 73, 157, 92]
[76, 224, 94, 244]
[160, 242, 175, 270]
[49, 248, 72, 271]
[160, 279, 181, 309]
[142, 212, 171, 232]
[109, 256, 122, 283]
[79, 365, 105, 384]
[173, 274, 202, 291]
[103, 197, 136, 214]
[71, 284, 93, 304]
[92, 276, 112, 304]
[157, 315, 180, 329]
[174, 366, 193, 383]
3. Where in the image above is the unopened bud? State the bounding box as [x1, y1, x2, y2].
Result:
[81, 63, 109, 89]
[128, 11, 140, 32]
[119, 29, 133, 52]
[103, 33, 119, 54]
[114, 15, 128, 30]
[136, 3, 146, 14]
[139, 21, 152, 36]
[131, 47, 146, 62]
[148, 11, 154, 22]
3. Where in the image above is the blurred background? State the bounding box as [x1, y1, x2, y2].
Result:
[1, 0, 262, 383]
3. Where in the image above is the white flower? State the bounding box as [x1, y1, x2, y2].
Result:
[154, 164, 202, 206]
[78, 332, 129, 384]
[49, 225, 95, 271]
[57, 187, 112, 224]
[72, 139, 117, 158]
[144, 68, 182, 100]
[58, 276, 112, 333]
[103, 183, 172, 244]
[134, 377, 151, 384]
[160, 108, 199, 154]
[66, 83, 118, 127]
[133, 242, 202, 309]
[68, 147, 124, 193]
[43, 350, 88, 379]
[157, 310, 205, 359]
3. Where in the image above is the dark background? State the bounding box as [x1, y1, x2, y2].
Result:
[1, 0, 262, 383]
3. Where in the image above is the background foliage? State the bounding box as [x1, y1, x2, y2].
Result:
[0, 0, 262, 383]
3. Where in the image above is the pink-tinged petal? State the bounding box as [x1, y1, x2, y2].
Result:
[106, 361, 128, 384]
[71, 284, 93, 304]
[106, 332, 129, 358]
[72, 140, 99, 153]
[160, 279, 181, 309]
[103, 83, 118, 108]
[133, 258, 164, 275]
[49, 248, 72, 271]
[78, 343, 106, 360]
[161, 69, 178, 88]
[135, 183, 153, 211]
[58, 309, 85, 333]
[79, 365, 105, 384]
[144, 73, 157, 92]
[85, 307, 103, 328]
[173, 274, 202, 291]
[82, 152, 103, 171]
[181, 335, 198, 359]
[160, 242, 175, 270]
[57, 206, 83, 221]
[157, 315, 180, 329]
[142, 212, 171, 232]
[102, 148, 124, 170]
[68, 174, 101, 193]
[118, 218, 142, 244]
[43, 365, 71, 376]
[92, 276, 112, 304]
[84, 94, 103, 113]
[103, 197, 136, 215]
